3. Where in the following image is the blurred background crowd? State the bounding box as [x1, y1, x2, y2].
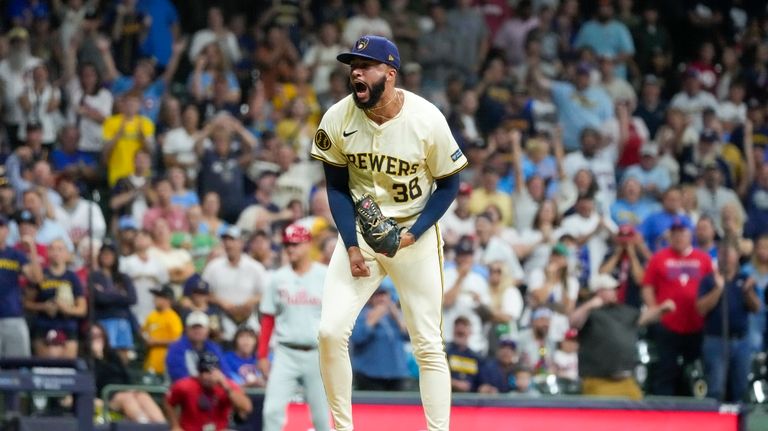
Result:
[1, 0, 768, 424]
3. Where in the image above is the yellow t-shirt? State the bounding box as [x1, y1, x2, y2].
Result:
[142, 307, 183, 373]
[468, 188, 514, 226]
[103, 114, 155, 186]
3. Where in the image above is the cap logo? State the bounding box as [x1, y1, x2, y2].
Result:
[356, 37, 369, 51]
[388, 54, 394, 62]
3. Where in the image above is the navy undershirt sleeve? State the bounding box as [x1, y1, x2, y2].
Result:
[408, 173, 460, 240]
[323, 163, 359, 249]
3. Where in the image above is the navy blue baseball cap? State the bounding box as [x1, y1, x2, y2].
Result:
[337, 35, 401, 70]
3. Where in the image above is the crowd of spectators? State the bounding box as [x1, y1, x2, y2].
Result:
[0, 0, 768, 425]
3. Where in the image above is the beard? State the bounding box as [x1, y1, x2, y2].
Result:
[350, 75, 387, 109]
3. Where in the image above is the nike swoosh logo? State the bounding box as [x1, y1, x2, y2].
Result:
[343, 130, 358, 137]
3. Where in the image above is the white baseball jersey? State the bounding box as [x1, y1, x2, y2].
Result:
[310, 90, 468, 224]
[259, 263, 326, 347]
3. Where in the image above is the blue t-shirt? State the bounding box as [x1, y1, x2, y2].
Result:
[32, 268, 84, 333]
[350, 306, 410, 379]
[573, 19, 635, 78]
[50, 150, 98, 171]
[698, 273, 751, 337]
[744, 183, 768, 238]
[0, 247, 28, 318]
[135, 0, 178, 67]
[610, 199, 660, 227]
[223, 351, 262, 385]
[199, 150, 245, 219]
[111, 77, 166, 122]
[641, 211, 694, 252]
[551, 81, 614, 150]
[478, 359, 514, 393]
[171, 191, 200, 209]
[445, 342, 483, 391]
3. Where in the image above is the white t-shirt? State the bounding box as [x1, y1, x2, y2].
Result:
[18, 84, 61, 143]
[560, 212, 617, 278]
[516, 228, 563, 273]
[55, 198, 107, 244]
[527, 267, 579, 341]
[513, 188, 539, 231]
[438, 204, 476, 245]
[477, 237, 525, 282]
[66, 79, 113, 152]
[670, 90, 718, 131]
[120, 253, 170, 324]
[162, 127, 199, 177]
[498, 285, 524, 337]
[341, 17, 393, 47]
[442, 268, 491, 355]
[188, 30, 241, 63]
[203, 254, 268, 340]
[302, 43, 345, 95]
[563, 150, 617, 215]
[0, 56, 41, 124]
[311, 90, 468, 224]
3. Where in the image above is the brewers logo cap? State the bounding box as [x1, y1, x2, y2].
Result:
[283, 223, 311, 244]
[337, 35, 401, 70]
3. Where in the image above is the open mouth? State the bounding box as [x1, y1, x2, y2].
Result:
[353, 81, 369, 98]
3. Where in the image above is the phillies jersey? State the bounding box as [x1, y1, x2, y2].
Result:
[259, 262, 326, 347]
[643, 247, 714, 334]
[310, 90, 468, 224]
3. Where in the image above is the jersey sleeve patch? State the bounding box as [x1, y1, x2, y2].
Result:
[314, 129, 332, 151]
[451, 149, 463, 162]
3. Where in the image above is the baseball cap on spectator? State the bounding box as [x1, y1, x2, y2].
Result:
[26, 122, 42, 132]
[118, 216, 138, 231]
[643, 74, 660, 86]
[618, 224, 637, 237]
[532, 307, 553, 320]
[220, 225, 242, 240]
[197, 351, 220, 373]
[45, 329, 67, 346]
[16, 209, 35, 225]
[640, 143, 659, 157]
[576, 62, 592, 75]
[702, 159, 720, 171]
[455, 235, 475, 255]
[100, 237, 117, 253]
[498, 339, 517, 350]
[669, 217, 691, 231]
[551, 242, 570, 257]
[186, 310, 210, 328]
[84, 9, 99, 20]
[183, 274, 211, 296]
[7, 27, 29, 41]
[458, 182, 472, 196]
[150, 284, 175, 300]
[283, 223, 311, 244]
[683, 68, 699, 79]
[337, 35, 401, 70]
[589, 273, 619, 291]
[699, 129, 719, 143]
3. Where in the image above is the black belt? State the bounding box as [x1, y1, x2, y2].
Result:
[280, 342, 317, 351]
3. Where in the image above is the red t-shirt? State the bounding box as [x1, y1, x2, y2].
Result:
[166, 376, 241, 431]
[643, 247, 713, 334]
